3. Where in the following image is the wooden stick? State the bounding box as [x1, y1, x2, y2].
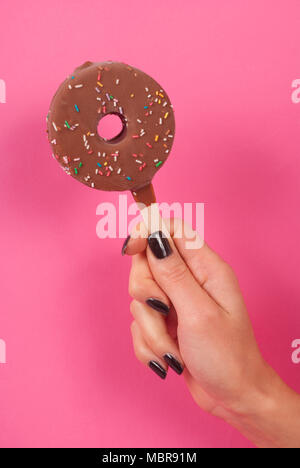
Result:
[131, 183, 170, 237]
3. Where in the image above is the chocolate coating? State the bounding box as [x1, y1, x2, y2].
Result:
[47, 61, 175, 193]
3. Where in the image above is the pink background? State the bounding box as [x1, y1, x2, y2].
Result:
[0, 0, 299, 448]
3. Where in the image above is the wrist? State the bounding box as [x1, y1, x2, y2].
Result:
[226, 361, 280, 418]
[222, 361, 300, 448]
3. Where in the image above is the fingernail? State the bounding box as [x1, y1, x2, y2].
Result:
[121, 235, 130, 256]
[146, 298, 170, 316]
[163, 353, 184, 375]
[148, 231, 172, 259]
[148, 361, 167, 379]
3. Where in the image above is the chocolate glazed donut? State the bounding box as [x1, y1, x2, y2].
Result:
[47, 61, 175, 205]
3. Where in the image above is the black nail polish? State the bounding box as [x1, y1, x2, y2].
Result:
[146, 298, 170, 316]
[121, 235, 130, 256]
[148, 361, 167, 379]
[148, 231, 172, 259]
[163, 353, 184, 375]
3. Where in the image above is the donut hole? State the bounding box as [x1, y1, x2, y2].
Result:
[97, 113, 125, 142]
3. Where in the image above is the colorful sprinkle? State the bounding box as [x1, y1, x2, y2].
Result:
[48, 65, 175, 190]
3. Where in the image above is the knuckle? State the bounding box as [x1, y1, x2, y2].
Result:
[147, 330, 169, 353]
[130, 322, 146, 363]
[128, 280, 142, 299]
[163, 260, 188, 284]
[129, 299, 139, 317]
[133, 344, 145, 363]
[219, 261, 236, 281]
[130, 320, 137, 334]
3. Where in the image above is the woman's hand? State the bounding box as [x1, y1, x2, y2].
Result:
[123, 219, 300, 448]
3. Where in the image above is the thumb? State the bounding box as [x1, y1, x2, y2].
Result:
[146, 231, 220, 324]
